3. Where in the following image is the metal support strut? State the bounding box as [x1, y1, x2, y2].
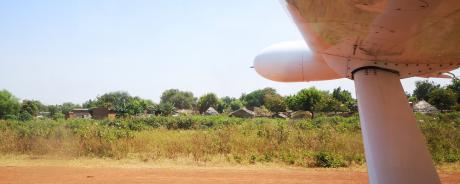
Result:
[353, 67, 440, 184]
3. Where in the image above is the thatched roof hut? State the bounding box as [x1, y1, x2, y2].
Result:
[413, 100, 439, 114]
[229, 108, 255, 118]
[204, 107, 219, 115]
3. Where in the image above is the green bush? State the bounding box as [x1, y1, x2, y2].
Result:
[314, 152, 346, 168]
[418, 113, 460, 163]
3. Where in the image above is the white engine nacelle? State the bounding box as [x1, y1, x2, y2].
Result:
[253, 41, 340, 82]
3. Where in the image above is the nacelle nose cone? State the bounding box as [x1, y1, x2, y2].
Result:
[254, 41, 340, 82]
[254, 41, 306, 82]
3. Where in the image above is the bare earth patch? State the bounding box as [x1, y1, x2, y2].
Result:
[0, 157, 458, 184]
[0, 166, 459, 184]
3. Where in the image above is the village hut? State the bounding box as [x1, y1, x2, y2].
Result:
[412, 100, 439, 114]
[229, 108, 255, 118]
[91, 107, 116, 120]
[66, 109, 92, 119]
[204, 107, 219, 115]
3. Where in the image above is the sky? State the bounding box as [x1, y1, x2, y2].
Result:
[0, 0, 458, 105]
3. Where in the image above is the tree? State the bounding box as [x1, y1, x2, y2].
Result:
[332, 87, 352, 103]
[218, 97, 244, 113]
[241, 87, 277, 110]
[322, 96, 348, 113]
[405, 91, 418, 103]
[158, 102, 175, 116]
[45, 102, 80, 120]
[82, 99, 97, 108]
[229, 100, 244, 111]
[47, 105, 60, 116]
[447, 79, 460, 103]
[331, 87, 356, 112]
[263, 93, 286, 113]
[216, 100, 226, 113]
[413, 80, 440, 101]
[0, 90, 20, 119]
[20, 100, 41, 117]
[18, 100, 43, 121]
[160, 89, 196, 110]
[18, 111, 33, 121]
[428, 88, 457, 111]
[197, 93, 219, 113]
[85, 91, 152, 117]
[47, 105, 65, 120]
[221, 96, 234, 105]
[125, 96, 144, 115]
[61, 102, 81, 115]
[139, 99, 157, 114]
[93, 92, 132, 110]
[285, 88, 328, 117]
[218, 96, 234, 112]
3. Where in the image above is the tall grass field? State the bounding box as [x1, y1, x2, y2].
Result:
[0, 113, 458, 168]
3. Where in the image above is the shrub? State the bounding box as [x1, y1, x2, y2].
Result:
[314, 152, 347, 168]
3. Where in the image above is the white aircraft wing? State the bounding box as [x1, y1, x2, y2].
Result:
[283, 0, 460, 78]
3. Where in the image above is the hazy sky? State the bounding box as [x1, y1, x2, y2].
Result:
[0, 0, 458, 105]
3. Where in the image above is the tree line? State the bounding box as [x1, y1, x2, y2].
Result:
[409, 79, 460, 111]
[1, 79, 460, 121]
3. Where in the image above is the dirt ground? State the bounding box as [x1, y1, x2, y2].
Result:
[0, 166, 458, 184]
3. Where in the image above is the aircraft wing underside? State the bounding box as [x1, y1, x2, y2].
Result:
[284, 0, 460, 78]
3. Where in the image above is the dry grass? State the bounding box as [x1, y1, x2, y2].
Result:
[0, 113, 458, 169]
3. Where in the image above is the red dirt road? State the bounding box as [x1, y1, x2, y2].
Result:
[0, 166, 458, 184]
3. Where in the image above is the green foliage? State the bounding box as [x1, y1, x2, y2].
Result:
[314, 152, 347, 168]
[197, 93, 219, 113]
[410, 79, 460, 111]
[417, 113, 460, 163]
[332, 87, 356, 112]
[0, 90, 20, 119]
[285, 88, 328, 114]
[83, 91, 153, 117]
[61, 102, 81, 115]
[332, 87, 353, 104]
[286, 88, 353, 114]
[20, 100, 41, 117]
[218, 97, 244, 112]
[264, 93, 286, 113]
[18, 111, 33, 121]
[160, 89, 196, 110]
[408, 95, 417, 103]
[428, 88, 457, 111]
[216, 99, 226, 113]
[447, 79, 460, 104]
[46, 103, 80, 119]
[4, 114, 18, 120]
[140, 99, 157, 114]
[229, 100, 244, 111]
[82, 99, 97, 108]
[322, 96, 348, 113]
[414, 80, 441, 101]
[51, 112, 65, 120]
[241, 87, 277, 110]
[158, 102, 175, 116]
